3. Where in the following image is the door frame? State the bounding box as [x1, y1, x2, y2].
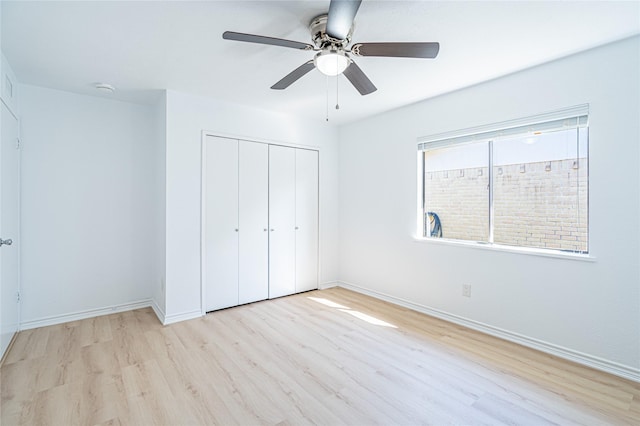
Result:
[200, 130, 320, 316]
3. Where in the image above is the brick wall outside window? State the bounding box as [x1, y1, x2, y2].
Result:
[425, 158, 588, 252]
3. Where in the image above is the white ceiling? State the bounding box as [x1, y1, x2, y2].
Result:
[3, 1, 639, 125]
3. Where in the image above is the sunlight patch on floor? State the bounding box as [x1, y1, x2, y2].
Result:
[307, 297, 350, 309]
[338, 309, 397, 328]
[308, 296, 397, 328]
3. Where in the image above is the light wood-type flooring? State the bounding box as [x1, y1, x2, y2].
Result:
[1, 287, 639, 425]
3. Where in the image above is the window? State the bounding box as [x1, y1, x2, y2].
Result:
[418, 106, 589, 254]
[424, 142, 490, 242]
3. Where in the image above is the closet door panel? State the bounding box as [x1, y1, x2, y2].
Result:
[205, 136, 239, 311]
[295, 149, 319, 292]
[238, 141, 269, 304]
[268, 145, 296, 299]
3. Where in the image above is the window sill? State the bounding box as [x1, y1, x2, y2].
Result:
[412, 237, 596, 262]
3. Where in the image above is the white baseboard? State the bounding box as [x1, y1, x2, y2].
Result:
[20, 299, 154, 330]
[336, 280, 640, 383]
[319, 281, 338, 290]
[20, 298, 201, 329]
[150, 298, 166, 325]
[163, 309, 203, 325]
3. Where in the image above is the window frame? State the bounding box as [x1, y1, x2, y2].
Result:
[416, 105, 591, 259]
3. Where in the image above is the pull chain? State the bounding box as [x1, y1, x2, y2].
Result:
[335, 56, 340, 110]
[336, 74, 340, 110]
[325, 75, 329, 122]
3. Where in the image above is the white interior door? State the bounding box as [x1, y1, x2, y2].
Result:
[205, 136, 239, 311]
[295, 149, 319, 293]
[238, 141, 268, 304]
[0, 103, 21, 357]
[268, 145, 296, 299]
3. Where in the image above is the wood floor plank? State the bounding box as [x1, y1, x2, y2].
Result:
[78, 376, 124, 425]
[2, 290, 639, 425]
[78, 315, 113, 348]
[2, 327, 50, 365]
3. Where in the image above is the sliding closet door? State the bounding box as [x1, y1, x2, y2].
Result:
[268, 145, 296, 298]
[238, 141, 269, 304]
[205, 136, 239, 311]
[204, 137, 319, 311]
[295, 149, 319, 292]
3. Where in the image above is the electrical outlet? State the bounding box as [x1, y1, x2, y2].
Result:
[462, 284, 471, 298]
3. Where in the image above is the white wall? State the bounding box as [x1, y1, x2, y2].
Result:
[164, 90, 339, 321]
[337, 36, 640, 374]
[19, 85, 161, 324]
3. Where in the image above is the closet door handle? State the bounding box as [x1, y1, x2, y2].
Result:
[263, 228, 268, 232]
[270, 228, 275, 232]
[295, 227, 299, 230]
[234, 229, 239, 232]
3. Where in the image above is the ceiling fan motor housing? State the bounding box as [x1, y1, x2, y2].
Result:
[309, 14, 353, 49]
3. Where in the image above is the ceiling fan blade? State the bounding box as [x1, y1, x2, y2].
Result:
[223, 31, 313, 50]
[271, 60, 316, 90]
[326, 0, 362, 40]
[351, 42, 440, 58]
[343, 60, 376, 95]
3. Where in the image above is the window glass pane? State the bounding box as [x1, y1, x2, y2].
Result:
[492, 128, 588, 252]
[424, 142, 489, 242]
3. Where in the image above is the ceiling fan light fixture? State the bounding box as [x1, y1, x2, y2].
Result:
[314, 50, 350, 76]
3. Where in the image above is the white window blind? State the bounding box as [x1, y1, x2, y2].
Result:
[418, 104, 589, 151]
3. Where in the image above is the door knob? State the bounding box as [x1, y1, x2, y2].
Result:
[0, 238, 13, 247]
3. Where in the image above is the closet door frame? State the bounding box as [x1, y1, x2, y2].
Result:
[200, 131, 320, 316]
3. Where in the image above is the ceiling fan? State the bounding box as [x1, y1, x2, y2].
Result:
[222, 0, 440, 95]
